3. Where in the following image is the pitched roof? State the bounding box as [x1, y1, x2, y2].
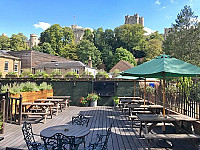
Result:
[110, 60, 134, 73]
[34, 61, 86, 69]
[0, 50, 20, 60]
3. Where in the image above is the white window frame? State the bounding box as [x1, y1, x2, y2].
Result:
[73, 68, 79, 74]
[4, 61, 9, 71]
[14, 63, 18, 72]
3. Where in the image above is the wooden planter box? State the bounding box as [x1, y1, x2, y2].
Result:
[52, 75, 63, 78]
[5, 75, 18, 78]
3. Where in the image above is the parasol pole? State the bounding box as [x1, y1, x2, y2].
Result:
[162, 72, 166, 132]
[134, 80, 136, 97]
[144, 77, 146, 106]
[162, 72, 166, 116]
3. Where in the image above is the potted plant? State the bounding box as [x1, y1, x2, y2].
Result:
[113, 96, 119, 107]
[51, 70, 63, 78]
[0, 113, 4, 134]
[96, 70, 109, 79]
[65, 71, 79, 79]
[5, 72, 18, 78]
[81, 71, 93, 78]
[86, 93, 99, 107]
[79, 97, 88, 107]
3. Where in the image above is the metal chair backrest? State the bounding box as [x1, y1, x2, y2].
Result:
[97, 123, 112, 150]
[42, 133, 77, 150]
[21, 122, 36, 150]
[72, 114, 89, 127]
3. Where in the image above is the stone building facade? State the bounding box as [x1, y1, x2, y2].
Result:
[26, 34, 40, 48]
[125, 14, 144, 26]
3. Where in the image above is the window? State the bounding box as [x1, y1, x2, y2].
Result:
[14, 63, 18, 72]
[73, 69, 79, 74]
[4, 61, 8, 71]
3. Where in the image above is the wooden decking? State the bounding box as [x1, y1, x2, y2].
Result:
[0, 106, 196, 150]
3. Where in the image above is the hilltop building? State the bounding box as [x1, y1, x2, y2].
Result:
[26, 34, 40, 48]
[164, 27, 175, 39]
[71, 25, 85, 44]
[125, 13, 144, 26]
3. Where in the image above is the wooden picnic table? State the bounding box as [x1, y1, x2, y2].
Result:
[126, 104, 163, 115]
[35, 99, 64, 114]
[118, 97, 143, 100]
[47, 96, 71, 107]
[137, 113, 197, 137]
[22, 102, 54, 123]
[120, 99, 147, 104]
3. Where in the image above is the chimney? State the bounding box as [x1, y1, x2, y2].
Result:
[88, 56, 92, 68]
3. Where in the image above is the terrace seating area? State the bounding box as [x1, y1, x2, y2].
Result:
[0, 106, 197, 150]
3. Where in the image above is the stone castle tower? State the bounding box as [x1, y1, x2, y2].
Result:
[71, 25, 85, 44]
[29, 34, 40, 48]
[125, 14, 144, 26]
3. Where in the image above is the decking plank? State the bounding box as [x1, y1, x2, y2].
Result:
[0, 106, 197, 150]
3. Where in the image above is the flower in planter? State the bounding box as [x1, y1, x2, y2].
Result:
[86, 93, 99, 102]
[79, 97, 87, 105]
[113, 96, 119, 105]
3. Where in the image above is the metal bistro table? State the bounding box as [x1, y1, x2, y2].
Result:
[40, 124, 90, 149]
[137, 114, 197, 137]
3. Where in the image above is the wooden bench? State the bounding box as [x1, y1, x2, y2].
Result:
[22, 112, 49, 123]
[144, 133, 200, 149]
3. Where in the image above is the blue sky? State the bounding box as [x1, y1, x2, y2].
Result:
[0, 0, 199, 38]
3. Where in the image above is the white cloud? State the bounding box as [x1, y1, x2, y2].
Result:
[144, 27, 155, 35]
[170, 0, 177, 4]
[33, 22, 51, 30]
[166, 16, 172, 19]
[162, 6, 166, 9]
[155, 0, 161, 5]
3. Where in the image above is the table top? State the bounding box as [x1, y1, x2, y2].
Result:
[137, 114, 197, 122]
[22, 102, 54, 106]
[40, 124, 90, 138]
[120, 99, 146, 103]
[118, 97, 143, 100]
[35, 99, 64, 102]
[47, 96, 71, 99]
[127, 104, 163, 109]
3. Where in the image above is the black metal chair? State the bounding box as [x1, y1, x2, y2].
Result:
[72, 114, 90, 127]
[72, 114, 90, 148]
[41, 133, 79, 150]
[22, 122, 45, 150]
[85, 124, 112, 150]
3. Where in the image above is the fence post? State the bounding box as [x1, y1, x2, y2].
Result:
[18, 94, 22, 125]
[4, 89, 9, 122]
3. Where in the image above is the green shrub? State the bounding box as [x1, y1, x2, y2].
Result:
[20, 69, 32, 77]
[51, 70, 62, 76]
[65, 71, 79, 78]
[113, 96, 119, 105]
[39, 82, 53, 90]
[96, 70, 109, 78]
[1, 83, 21, 94]
[20, 82, 39, 92]
[6, 72, 17, 75]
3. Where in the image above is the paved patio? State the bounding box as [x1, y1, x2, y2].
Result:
[0, 106, 196, 150]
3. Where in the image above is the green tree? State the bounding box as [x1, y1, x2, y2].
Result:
[83, 29, 94, 42]
[112, 47, 136, 67]
[10, 33, 29, 50]
[62, 27, 75, 45]
[60, 43, 78, 60]
[114, 24, 146, 56]
[163, 5, 200, 67]
[144, 39, 162, 61]
[40, 24, 63, 54]
[77, 39, 102, 67]
[172, 5, 198, 30]
[148, 31, 164, 41]
[101, 45, 114, 71]
[0, 35, 10, 49]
